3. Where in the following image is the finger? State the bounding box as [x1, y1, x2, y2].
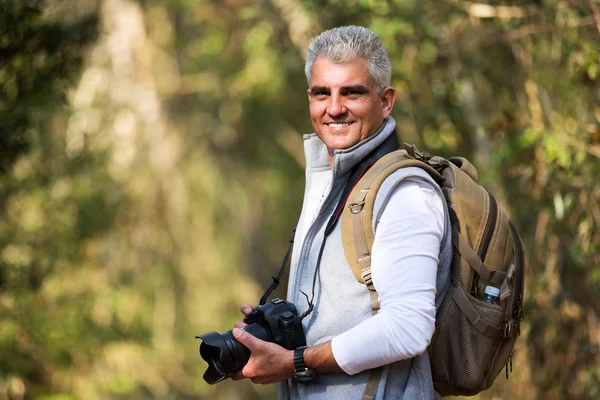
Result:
[233, 327, 261, 350]
[234, 320, 247, 329]
[240, 304, 253, 316]
[230, 370, 246, 381]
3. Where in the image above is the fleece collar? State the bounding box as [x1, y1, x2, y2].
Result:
[302, 116, 398, 179]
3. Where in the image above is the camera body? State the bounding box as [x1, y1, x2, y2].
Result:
[196, 298, 306, 384]
[242, 298, 306, 350]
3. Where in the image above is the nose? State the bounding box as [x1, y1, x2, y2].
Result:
[327, 93, 347, 117]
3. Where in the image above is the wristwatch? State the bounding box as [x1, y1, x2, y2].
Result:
[293, 346, 316, 382]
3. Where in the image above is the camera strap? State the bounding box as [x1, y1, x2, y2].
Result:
[256, 227, 321, 326]
[259, 229, 296, 305]
[257, 228, 319, 328]
[295, 237, 326, 323]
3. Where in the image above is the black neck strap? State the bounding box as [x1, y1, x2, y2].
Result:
[259, 229, 295, 305]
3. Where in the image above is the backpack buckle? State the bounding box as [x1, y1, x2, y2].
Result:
[348, 201, 365, 214]
[361, 269, 373, 287]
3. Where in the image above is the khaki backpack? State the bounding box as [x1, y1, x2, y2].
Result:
[341, 143, 525, 398]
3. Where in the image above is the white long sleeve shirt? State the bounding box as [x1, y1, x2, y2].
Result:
[297, 175, 445, 375]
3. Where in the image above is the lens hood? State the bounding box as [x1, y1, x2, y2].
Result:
[196, 331, 238, 384]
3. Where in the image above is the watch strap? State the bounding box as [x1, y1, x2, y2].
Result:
[294, 346, 308, 370]
[293, 346, 316, 382]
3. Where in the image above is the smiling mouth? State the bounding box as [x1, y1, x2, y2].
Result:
[326, 122, 353, 128]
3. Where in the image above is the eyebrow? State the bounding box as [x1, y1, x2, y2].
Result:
[341, 85, 370, 93]
[309, 85, 370, 93]
[309, 86, 329, 93]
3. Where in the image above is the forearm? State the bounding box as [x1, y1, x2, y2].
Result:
[303, 341, 344, 373]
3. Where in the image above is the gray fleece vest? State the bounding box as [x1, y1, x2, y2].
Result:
[279, 117, 452, 400]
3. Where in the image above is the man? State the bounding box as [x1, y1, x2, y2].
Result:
[231, 26, 452, 399]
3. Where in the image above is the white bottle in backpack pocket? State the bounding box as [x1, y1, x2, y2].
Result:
[482, 285, 500, 304]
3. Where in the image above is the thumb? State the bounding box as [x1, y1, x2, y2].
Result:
[233, 328, 260, 350]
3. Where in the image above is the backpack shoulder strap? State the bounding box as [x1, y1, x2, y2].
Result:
[340, 149, 444, 304]
[341, 147, 446, 400]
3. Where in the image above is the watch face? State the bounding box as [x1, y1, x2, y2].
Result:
[294, 369, 316, 382]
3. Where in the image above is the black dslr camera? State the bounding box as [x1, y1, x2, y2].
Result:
[196, 298, 306, 384]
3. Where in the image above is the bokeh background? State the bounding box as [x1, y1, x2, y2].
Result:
[1, 0, 599, 399]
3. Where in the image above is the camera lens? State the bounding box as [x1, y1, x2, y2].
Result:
[196, 323, 272, 384]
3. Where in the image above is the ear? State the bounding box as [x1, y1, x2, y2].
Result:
[380, 86, 396, 118]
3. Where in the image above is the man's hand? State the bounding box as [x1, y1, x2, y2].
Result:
[230, 327, 294, 384]
[231, 303, 294, 384]
[233, 304, 253, 329]
[231, 303, 342, 384]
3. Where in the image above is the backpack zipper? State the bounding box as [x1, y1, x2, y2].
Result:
[472, 192, 498, 296]
[478, 192, 498, 260]
[505, 353, 513, 379]
[508, 220, 525, 336]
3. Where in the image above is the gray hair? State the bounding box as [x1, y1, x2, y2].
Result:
[305, 26, 392, 93]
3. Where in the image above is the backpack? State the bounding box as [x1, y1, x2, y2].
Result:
[340, 143, 525, 397]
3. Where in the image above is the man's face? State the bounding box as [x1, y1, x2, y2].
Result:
[308, 57, 395, 159]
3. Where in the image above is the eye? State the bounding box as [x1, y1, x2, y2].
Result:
[310, 89, 329, 100]
[343, 88, 366, 98]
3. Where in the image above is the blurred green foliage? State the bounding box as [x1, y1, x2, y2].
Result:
[0, 0, 98, 172]
[0, 0, 599, 399]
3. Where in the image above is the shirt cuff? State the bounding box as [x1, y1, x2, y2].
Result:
[331, 334, 357, 375]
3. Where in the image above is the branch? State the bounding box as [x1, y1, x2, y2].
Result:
[461, 1, 540, 19]
[505, 16, 597, 41]
[439, 16, 597, 56]
[589, 0, 600, 36]
[271, 0, 317, 57]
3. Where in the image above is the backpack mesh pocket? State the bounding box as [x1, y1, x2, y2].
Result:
[429, 285, 503, 396]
